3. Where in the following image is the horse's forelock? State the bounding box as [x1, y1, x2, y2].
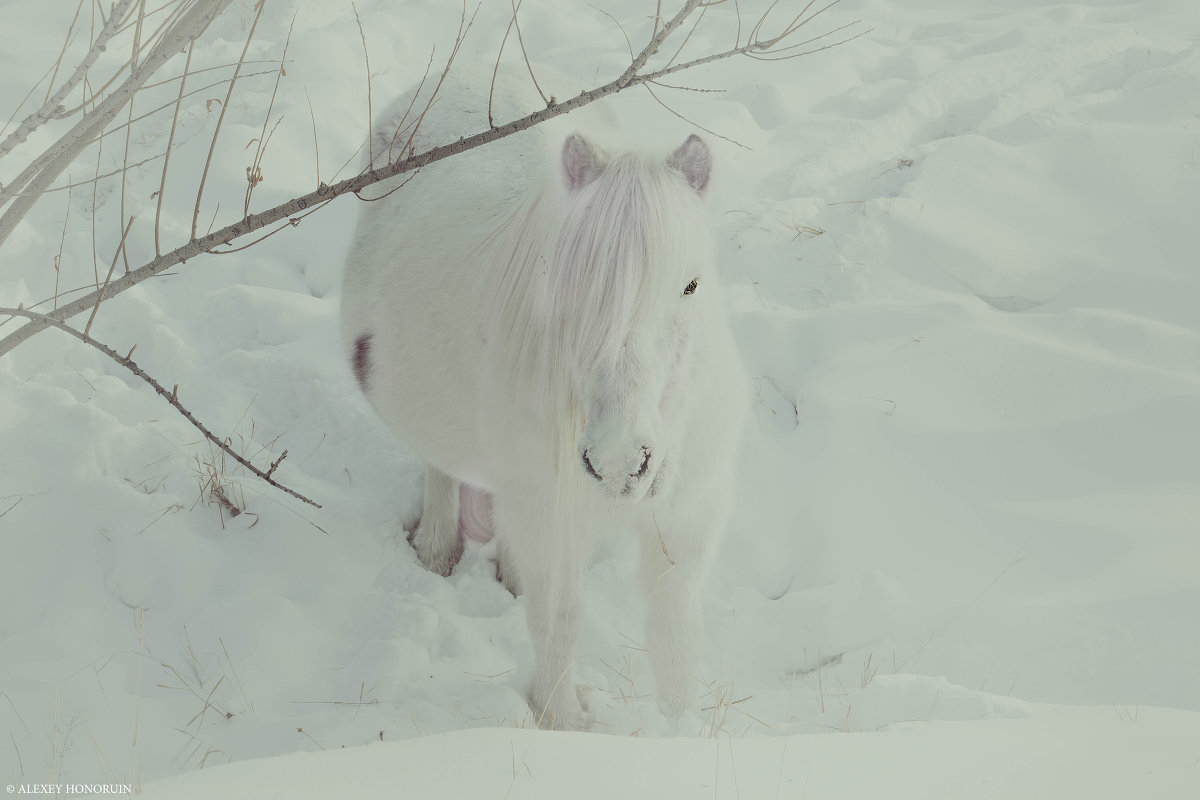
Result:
[484, 149, 703, 462]
[547, 155, 698, 369]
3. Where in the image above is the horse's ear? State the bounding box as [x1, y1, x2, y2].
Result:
[562, 134, 606, 192]
[667, 134, 711, 195]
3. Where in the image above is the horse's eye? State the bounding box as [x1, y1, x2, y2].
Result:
[683, 278, 699, 296]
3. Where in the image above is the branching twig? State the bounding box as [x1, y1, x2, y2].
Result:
[0, 306, 321, 509]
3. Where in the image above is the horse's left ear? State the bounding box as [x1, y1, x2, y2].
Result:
[562, 134, 606, 192]
[667, 134, 711, 195]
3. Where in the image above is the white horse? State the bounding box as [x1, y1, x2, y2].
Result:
[341, 69, 748, 730]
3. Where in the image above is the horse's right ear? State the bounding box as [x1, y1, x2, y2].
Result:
[562, 134, 605, 192]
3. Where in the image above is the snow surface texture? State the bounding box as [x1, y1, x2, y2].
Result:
[1, 0, 1198, 796]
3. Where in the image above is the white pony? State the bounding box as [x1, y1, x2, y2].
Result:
[341, 69, 748, 730]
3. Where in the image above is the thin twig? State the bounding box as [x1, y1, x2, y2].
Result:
[304, 87, 320, 189]
[589, 4, 635, 61]
[53, 181, 72, 310]
[119, 98, 136, 273]
[509, 0, 548, 105]
[192, 0, 262, 238]
[488, 18, 516, 128]
[156, 41, 195, 256]
[644, 83, 748, 149]
[389, 47, 436, 160]
[0, 306, 322, 509]
[244, 13, 294, 217]
[665, 0, 709, 69]
[60, 67, 279, 131]
[84, 216, 135, 336]
[350, 2, 374, 168]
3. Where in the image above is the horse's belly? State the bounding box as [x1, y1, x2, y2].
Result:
[343, 261, 491, 484]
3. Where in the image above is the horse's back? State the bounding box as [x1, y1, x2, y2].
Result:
[341, 67, 548, 479]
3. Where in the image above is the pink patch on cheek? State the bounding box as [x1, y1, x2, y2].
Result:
[458, 483, 496, 543]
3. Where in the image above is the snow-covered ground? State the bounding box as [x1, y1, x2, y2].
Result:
[2, 0, 1197, 795]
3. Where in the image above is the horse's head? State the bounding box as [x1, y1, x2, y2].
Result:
[552, 133, 715, 502]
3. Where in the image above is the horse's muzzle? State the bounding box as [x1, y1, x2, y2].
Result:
[581, 444, 658, 501]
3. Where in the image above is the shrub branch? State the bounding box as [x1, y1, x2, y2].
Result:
[0, 305, 320, 509]
[0, 0, 866, 358]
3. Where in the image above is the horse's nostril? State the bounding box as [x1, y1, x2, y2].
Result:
[632, 447, 651, 480]
[581, 449, 603, 482]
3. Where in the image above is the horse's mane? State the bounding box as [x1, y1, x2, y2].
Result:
[482, 151, 701, 444]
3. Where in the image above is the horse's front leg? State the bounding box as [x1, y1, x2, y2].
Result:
[410, 465, 463, 576]
[638, 486, 732, 719]
[494, 494, 591, 730]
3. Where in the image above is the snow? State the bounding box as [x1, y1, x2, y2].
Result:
[2, 0, 1198, 795]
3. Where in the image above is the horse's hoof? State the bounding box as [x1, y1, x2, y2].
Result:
[533, 689, 593, 731]
[494, 543, 522, 596]
[409, 520, 463, 577]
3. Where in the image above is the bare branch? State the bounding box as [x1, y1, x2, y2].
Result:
[0, 0, 867, 357]
[0, 306, 322, 510]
